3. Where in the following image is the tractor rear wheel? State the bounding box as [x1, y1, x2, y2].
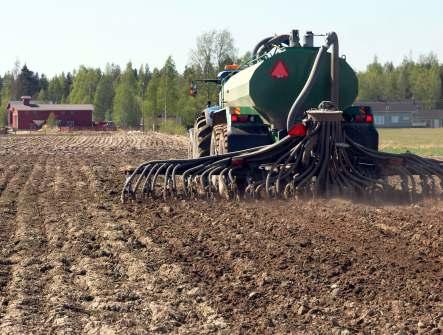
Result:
[191, 116, 211, 158]
[210, 124, 228, 155]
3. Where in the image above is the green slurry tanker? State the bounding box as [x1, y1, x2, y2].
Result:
[122, 30, 443, 202]
[189, 30, 376, 157]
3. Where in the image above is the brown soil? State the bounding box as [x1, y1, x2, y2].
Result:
[0, 132, 441, 334]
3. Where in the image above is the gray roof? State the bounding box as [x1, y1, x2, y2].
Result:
[413, 110, 443, 120]
[355, 100, 420, 112]
[372, 110, 413, 114]
[9, 101, 94, 111]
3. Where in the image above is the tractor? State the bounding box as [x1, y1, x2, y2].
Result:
[188, 30, 377, 160]
[122, 30, 443, 202]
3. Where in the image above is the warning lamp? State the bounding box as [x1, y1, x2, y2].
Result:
[231, 107, 241, 115]
[288, 123, 307, 137]
[224, 64, 240, 70]
[365, 114, 374, 123]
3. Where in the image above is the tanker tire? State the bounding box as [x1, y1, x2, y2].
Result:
[210, 124, 228, 155]
[193, 116, 211, 158]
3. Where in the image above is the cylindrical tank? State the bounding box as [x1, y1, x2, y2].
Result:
[223, 46, 358, 129]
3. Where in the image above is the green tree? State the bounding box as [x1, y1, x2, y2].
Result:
[156, 56, 180, 122]
[138, 64, 151, 97]
[94, 74, 114, 121]
[237, 51, 252, 65]
[0, 73, 13, 126]
[143, 68, 161, 129]
[358, 53, 442, 107]
[39, 74, 49, 96]
[68, 66, 101, 104]
[37, 89, 49, 101]
[113, 62, 139, 127]
[46, 74, 67, 103]
[357, 57, 386, 100]
[382, 62, 400, 100]
[63, 73, 73, 102]
[396, 58, 414, 100]
[410, 62, 441, 109]
[46, 112, 57, 128]
[177, 65, 207, 126]
[9, 60, 21, 100]
[439, 65, 443, 108]
[16, 65, 40, 98]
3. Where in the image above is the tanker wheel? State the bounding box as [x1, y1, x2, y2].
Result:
[210, 124, 228, 155]
[192, 116, 211, 158]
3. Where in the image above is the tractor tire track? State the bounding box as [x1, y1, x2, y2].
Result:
[1, 132, 439, 334]
[77, 161, 226, 333]
[0, 163, 36, 323]
[36, 157, 91, 334]
[139, 198, 443, 333]
[0, 155, 49, 333]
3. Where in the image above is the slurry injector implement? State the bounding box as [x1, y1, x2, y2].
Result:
[122, 30, 443, 202]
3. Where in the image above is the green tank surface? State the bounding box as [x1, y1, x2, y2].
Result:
[223, 47, 358, 128]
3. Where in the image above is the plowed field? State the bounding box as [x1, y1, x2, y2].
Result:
[0, 132, 441, 334]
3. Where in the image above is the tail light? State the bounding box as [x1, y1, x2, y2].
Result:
[354, 106, 373, 124]
[288, 123, 307, 137]
[231, 115, 255, 123]
[355, 114, 373, 123]
[231, 158, 244, 167]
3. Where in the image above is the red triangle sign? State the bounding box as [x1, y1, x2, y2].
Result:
[271, 60, 289, 79]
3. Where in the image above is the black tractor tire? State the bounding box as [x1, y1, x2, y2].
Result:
[191, 116, 211, 158]
[210, 124, 228, 155]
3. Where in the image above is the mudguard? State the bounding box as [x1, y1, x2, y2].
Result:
[227, 125, 273, 152]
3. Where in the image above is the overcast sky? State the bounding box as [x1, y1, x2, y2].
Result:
[1, 0, 442, 77]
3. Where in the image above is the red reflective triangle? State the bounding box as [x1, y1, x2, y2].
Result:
[271, 60, 289, 79]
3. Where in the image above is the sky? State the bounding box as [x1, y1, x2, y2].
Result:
[1, 0, 442, 77]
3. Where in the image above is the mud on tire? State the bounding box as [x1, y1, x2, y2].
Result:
[210, 124, 228, 155]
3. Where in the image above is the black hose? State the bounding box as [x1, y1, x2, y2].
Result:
[328, 32, 340, 107]
[256, 34, 290, 58]
[252, 36, 273, 59]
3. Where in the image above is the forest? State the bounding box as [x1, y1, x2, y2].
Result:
[1, 30, 442, 131]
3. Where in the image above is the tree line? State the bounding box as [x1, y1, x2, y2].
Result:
[357, 53, 443, 110]
[0, 29, 239, 131]
[1, 30, 442, 129]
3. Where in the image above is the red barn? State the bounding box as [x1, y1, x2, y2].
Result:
[7, 96, 93, 130]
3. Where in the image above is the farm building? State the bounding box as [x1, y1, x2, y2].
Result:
[413, 110, 443, 128]
[356, 100, 417, 128]
[355, 100, 443, 128]
[7, 96, 93, 130]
